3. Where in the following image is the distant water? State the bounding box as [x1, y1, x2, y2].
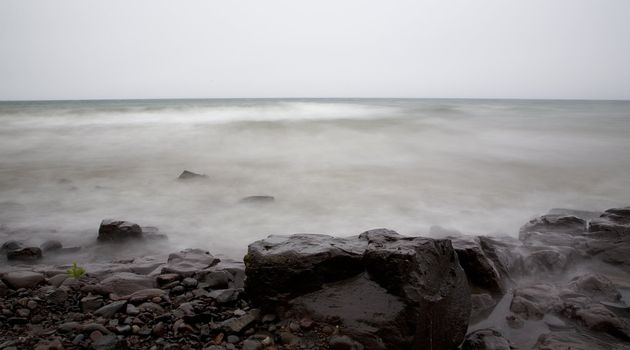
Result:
[1, 98, 629, 261]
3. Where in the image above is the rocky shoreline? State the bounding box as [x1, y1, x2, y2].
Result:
[1, 206, 630, 349]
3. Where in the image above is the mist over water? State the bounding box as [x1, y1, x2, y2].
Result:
[1, 98, 629, 262]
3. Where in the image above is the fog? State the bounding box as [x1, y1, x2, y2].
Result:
[1, 99, 629, 262]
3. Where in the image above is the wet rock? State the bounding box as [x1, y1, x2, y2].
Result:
[242, 339, 263, 350]
[97, 219, 142, 242]
[535, 331, 624, 350]
[162, 249, 220, 277]
[523, 248, 576, 274]
[156, 273, 181, 286]
[209, 288, 242, 304]
[40, 240, 62, 252]
[138, 302, 164, 314]
[510, 283, 560, 320]
[567, 273, 621, 302]
[94, 300, 126, 318]
[198, 270, 231, 289]
[81, 323, 111, 334]
[520, 214, 587, 235]
[47, 274, 68, 288]
[91, 334, 119, 350]
[34, 338, 64, 350]
[182, 277, 198, 288]
[471, 293, 498, 320]
[222, 309, 260, 333]
[1, 271, 45, 289]
[58, 322, 80, 333]
[239, 195, 275, 204]
[126, 288, 166, 303]
[359, 229, 471, 349]
[1, 240, 23, 251]
[7, 247, 42, 261]
[178, 170, 207, 180]
[0, 279, 9, 297]
[99, 272, 155, 296]
[81, 295, 104, 312]
[245, 233, 366, 304]
[462, 328, 512, 350]
[173, 319, 195, 337]
[329, 335, 363, 350]
[450, 235, 505, 295]
[249, 229, 470, 349]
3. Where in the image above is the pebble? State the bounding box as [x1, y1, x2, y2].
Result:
[182, 277, 198, 288]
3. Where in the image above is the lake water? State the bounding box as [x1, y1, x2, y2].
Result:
[1, 98, 629, 261]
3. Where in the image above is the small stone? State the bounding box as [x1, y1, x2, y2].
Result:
[115, 325, 132, 334]
[288, 321, 300, 332]
[171, 285, 185, 295]
[182, 277, 198, 288]
[152, 322, 166, 337]
[26, 300, 38, 310]
[261, 314, 276, 323]
[94, 300, 126, 318]
[58, 321, 80, 333]
[89, 330, 103, 342]
[72, 334, 85, 345]
[173, 319, 194, 337]
[81, 295, 103, 312]
[47, 288, 68, 304]
[209, 288, 242, 304]
[48, 274, 68, 288]
[242, 339, 263, 350]
[156, 273, 181, 286]
[299, 317, 314, 329]
[227, 335, 240, 344]
[505, 314, 524, 329]
[126, 304, 139, 316]
[329, 335, 360, 350]
[16, 308, 30, 317]
[92, 334, 118, 350]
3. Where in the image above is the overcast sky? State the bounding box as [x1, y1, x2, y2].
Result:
[1, 0, 629, 100]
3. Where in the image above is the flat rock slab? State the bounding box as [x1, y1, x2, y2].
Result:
[98, 272, 155, 296]
[161, 249, 220, 277]
[1, 270, 45, 289]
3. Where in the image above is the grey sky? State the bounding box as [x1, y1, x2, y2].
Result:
[1, 0, 629, 100]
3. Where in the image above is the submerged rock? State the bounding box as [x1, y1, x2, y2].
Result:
[177, 170, 207, 180]
[239, 195, 275, 204]
[40, 239, 62, 252]
[97, 219, 142, 242]
[7, 247, 42, 261]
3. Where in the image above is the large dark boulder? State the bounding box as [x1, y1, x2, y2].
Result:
[450, 236, 505, 295]
[97, 219, 143, 242]
[245, 229, 471, 349]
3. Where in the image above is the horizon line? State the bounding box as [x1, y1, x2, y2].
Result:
[1, 96, 630, 103]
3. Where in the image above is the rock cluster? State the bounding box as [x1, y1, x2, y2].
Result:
[2, 206, 630, 350]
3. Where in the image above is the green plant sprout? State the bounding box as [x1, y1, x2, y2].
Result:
[66, 262, 86, 278]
